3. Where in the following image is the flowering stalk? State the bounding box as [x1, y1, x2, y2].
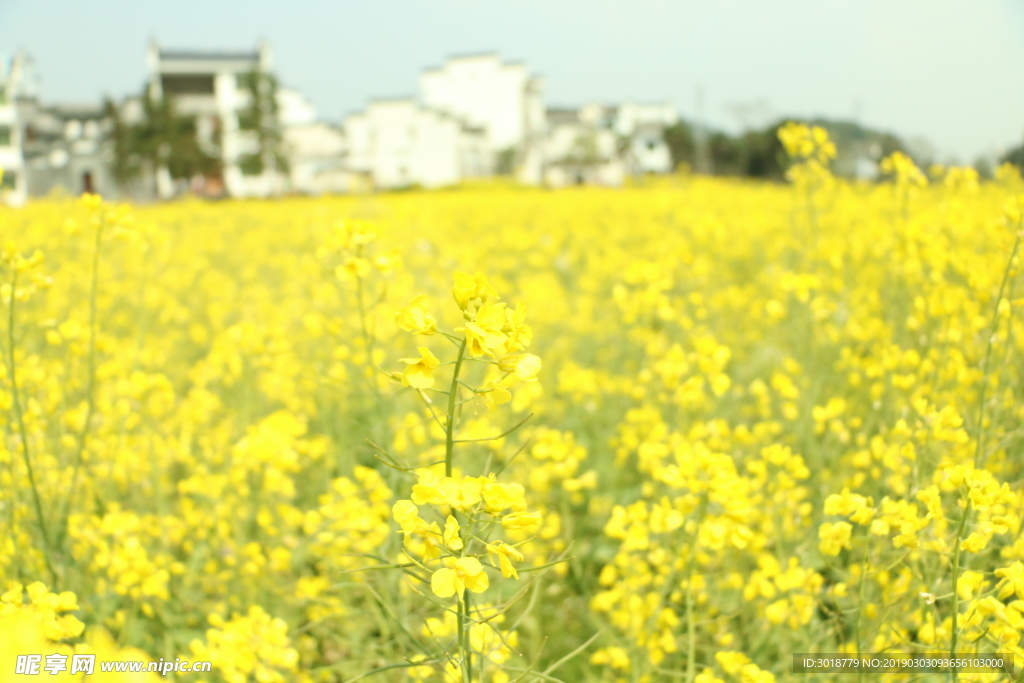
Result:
[854, 546, 869, 683]
[445, 338, 468, 477]
[684, 497, 708, 683]
[5, 268, 57, 584]
[326, 220, 398, 449]
[948, 499, 972, 683]
[973, 213, 1022, 468]
[56, 213, 104, 548]
[444, 334, 471, 681]
[387, 272, 544, 682]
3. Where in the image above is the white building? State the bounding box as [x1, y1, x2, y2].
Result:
[420, 53, 545, 184]
[22, 103, 117, 199]
[611, 102, 678, 138]
[614, 103, 676, 174]
[342, 53, 545, 190]
[275, 87, 352, 194]
[283, 121, 350, 194]
[542, 101, 677, 185]
[0, 52, 34, 206]
[277, 87, 317, 127]
[543, 108, 624, 187]
[344, 98, 488, 190]
[1, 51, 130, 203]
[148, 39, 282, 197]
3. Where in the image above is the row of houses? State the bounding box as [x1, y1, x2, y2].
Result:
[0, 42, 679, 205]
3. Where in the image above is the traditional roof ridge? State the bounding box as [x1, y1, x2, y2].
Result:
[158, 49, 260, 62]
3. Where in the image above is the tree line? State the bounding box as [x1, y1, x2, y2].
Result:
[662, 118, 1018, 180]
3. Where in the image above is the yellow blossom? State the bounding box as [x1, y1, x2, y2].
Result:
[431, 557, 490, 598]
[399, 347, 441, 388]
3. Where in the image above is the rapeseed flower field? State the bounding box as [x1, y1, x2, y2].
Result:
[2, 129, 1024, 682]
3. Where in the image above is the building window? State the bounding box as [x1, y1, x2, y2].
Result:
[0, 125, 11, 146]
[161, 74, 216, 96]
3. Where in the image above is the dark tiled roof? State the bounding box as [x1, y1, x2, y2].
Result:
[368, 96, 417, 104]
[546, 107, 580, 124]
[159, 50, 259, 62]
[445, 51, 499, 61]
[45, 103, 106, 119]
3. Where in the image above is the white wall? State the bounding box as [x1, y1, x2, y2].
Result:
[420, 55, 538, 152]
[278, 88, 317, 127]
[346, 100, 465, 190]
[285, 122, 349, 194]
[344, 113, 372, 173]
[614, 102, 678, 137]
[629, 127, 673, 174]
[0, 53, 29, 206]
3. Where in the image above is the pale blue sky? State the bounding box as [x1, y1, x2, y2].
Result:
[2, 0, 1022, 163]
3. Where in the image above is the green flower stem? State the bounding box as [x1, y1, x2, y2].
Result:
[684, 496, 708, 683]
[458, 594, 472, 683]
[855, 546, 869, 683]
[57, 220, 104, 548]
[442, 336, 470, 680]
[949, 499, 972, 683]
[444, 338, 468, 477]
[974, 221, 1022, 468]
[6, 270, 57, 584]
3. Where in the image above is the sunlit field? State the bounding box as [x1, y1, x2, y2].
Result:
[3, 130, 1024, 682]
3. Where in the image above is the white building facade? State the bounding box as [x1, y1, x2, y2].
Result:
[420, 53, 545, 183]
[344, 98, 488, 190]
[542, 101, 678, 186]
[283, 121, 349, 194]
[344, 53, 543, 190]
[4, 44, 682, 204]
[543, 107, 624, 187]
[0, 52, 34, 206]
[148, 40, 282, 198]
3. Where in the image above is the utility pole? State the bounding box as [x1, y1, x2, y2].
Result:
[694, 84, 710, 175]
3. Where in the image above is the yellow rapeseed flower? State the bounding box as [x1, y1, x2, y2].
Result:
[399, 347, 440, 388]
[431, 557, 490, 598]
[395, 294, 437, 335]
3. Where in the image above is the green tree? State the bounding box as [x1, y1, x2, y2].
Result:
[1001, 143, 1024, 172]
[494, 147, 516, 176]
[104, 98, 142, 185]
[106, 86, 220, 189]
[708, 131, 741, 175]
[738, 126, 786, 180]
[662, 121, 696, 170]
[237, 70, 288, 178]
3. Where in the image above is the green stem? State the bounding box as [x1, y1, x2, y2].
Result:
[974, 224, 1022, 468]
[855, 546, 868, 683]
[355, 272, 375, 362]
[57, 220, 103, 545]
[6, 270, 57, 584]
[949, 499, 972, 683]
[458, 594, 472, 683]
[683, 497, 708, 683]
[444, 338, 468, 477]
[685, 549, 696, 683]
[638, 494, 706, 681]
[444, 336, 470, 678]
